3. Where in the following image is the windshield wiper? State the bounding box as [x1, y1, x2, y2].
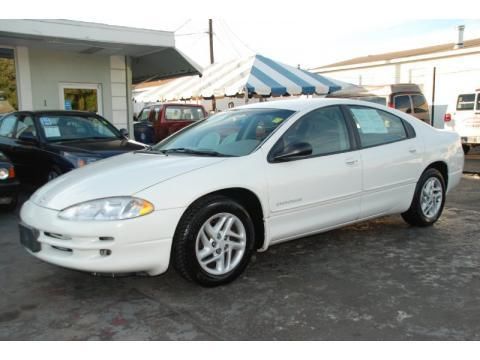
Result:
[159, 148, 233, 157]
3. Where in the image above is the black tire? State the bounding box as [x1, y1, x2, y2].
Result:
[172, 195, 255, 287]
[401, 168, 446, 227]
[462, 144, 470, 155]
[0, 194, 17, 212]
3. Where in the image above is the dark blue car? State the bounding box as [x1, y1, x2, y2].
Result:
[0, 111, 147, 186]
[0, 150, 19, 211]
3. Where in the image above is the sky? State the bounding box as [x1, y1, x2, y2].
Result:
[3, 0, 480, 70]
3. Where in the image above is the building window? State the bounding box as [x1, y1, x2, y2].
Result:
[0, 48, 17, 113]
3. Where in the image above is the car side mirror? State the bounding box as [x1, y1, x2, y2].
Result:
[272, 142, 313, 162]
[18, 132, 38, 145]
[133, 115, 138, 122]
[119, 128, 129, 138]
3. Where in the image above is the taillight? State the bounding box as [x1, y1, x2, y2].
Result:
[444, 113, 452, 122]
[9, 167, 15, 178]
[388, 102, 394, 108]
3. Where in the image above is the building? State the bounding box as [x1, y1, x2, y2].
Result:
[311, 27, 480, 127]
[0, 19, 202, 132]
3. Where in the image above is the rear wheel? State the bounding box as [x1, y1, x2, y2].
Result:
[401, 168, 446, 227]
[172, 195, 255, 286]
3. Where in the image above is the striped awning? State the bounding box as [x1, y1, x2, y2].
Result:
[135, 54, 355, 102]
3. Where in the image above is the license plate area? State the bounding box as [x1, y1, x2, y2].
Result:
[19, 224, 41, 253]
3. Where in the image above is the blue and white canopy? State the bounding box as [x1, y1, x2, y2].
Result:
[135, 54, 355, 102]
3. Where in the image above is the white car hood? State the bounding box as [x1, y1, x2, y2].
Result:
[30, 152, 226, 210]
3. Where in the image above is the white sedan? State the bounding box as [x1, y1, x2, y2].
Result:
[19, 99, 464, 286]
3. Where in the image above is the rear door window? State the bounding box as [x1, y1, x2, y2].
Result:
[348, 106, 407, 148]
[393, 95, 412, 113]
[411, 94, 429, 114]
[457, 94, 475, 110]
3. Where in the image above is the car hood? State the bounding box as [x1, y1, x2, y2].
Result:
[30, 152, 226, 210]
[48, 138, 146, 157]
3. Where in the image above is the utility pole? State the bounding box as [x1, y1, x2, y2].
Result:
[208, 19, 214, 64]
[208, 18, 216, 111]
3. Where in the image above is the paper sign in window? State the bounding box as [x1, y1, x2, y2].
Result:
[351, 109, 387, 134]
[44, 126, 61, 138]
[39, 117, 53, 126]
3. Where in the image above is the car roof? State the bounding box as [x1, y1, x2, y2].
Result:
[9, 110, 99, 116]
[235, 97, 386, 112]
[144, 103, 204, 108]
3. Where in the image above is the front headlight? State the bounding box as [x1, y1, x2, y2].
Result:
[58, 197, 154, 221]
[0, 168, 9, 180]
[62, 151, 101, 168]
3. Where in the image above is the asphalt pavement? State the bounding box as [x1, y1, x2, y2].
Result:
[0, 172, 479, 340]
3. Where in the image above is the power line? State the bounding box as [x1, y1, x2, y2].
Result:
[218, 19, 243, 58]
[174, 19, 192, 33]
[220, 19, 256, 54]
[213, 33, 239, 59]
[176, 31, 208, 37]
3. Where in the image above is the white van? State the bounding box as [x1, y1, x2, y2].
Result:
[444, 90, 480, 154]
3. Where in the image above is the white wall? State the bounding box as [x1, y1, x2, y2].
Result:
[110, 55, 128, 130]
[28, 48, 113, 120]
[316, 52, 480, 128]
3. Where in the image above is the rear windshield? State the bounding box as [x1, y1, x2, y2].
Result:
[412, 94, 429, 114]
[457, 94, 475, 111]
[165, 106, 206, 121]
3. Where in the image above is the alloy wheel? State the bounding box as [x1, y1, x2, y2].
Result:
[195, 212, 247, 276]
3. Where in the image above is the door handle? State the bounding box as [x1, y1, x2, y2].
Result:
[345, 159, 358, 166]
[409, 148, 417, 154]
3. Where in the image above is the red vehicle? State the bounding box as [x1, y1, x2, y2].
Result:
[134, 103, 208, 144]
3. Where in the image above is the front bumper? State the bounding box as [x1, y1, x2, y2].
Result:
[19, 200, 185, 276]
[0, 180, 19, 205]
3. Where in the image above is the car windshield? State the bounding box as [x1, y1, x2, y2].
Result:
[38, 115, 121, 142]
[152, 108, 295, 157]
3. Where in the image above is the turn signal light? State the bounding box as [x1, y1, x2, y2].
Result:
[444, 113, 452, 122]
[9, 167, 15, 179]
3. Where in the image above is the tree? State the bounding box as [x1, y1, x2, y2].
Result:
[0, 58, 18, 110]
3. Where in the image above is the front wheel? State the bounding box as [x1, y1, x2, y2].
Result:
[172, 195, 255, 286]
[401, 168, 446, 227]
[0, 194, 17, 212]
